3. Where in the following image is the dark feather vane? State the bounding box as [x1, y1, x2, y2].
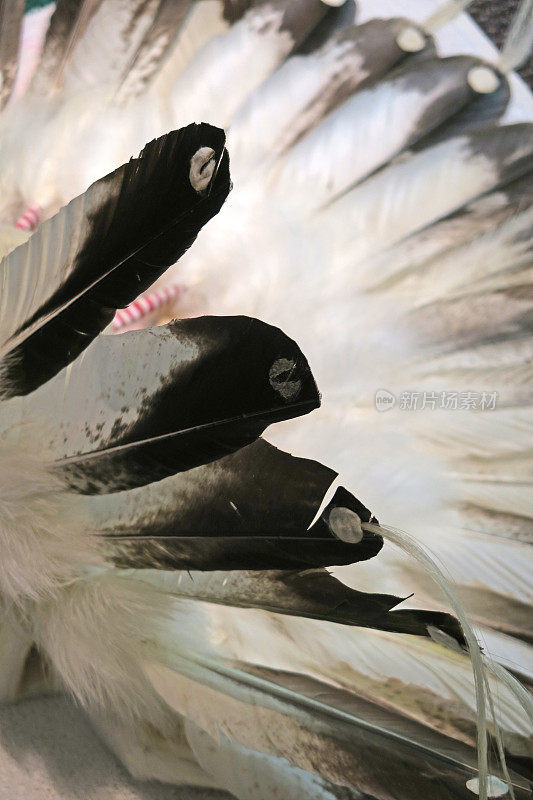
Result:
[54, 317, 321, 492]
[0, 124, 230, 397]
[101, 482, 383, 571]
[135, 563, 467, 644]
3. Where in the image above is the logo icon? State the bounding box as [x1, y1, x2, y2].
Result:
[375, 389, 396, 412]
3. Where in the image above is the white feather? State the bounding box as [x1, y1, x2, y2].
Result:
[0, 435, 98, 605]
[152, 0, 231, 102]
[92, 709, 222, 786]
[0, 143, 123, 359]
[59, 0, 159, 93]
[269, 59, 478, 213]
[229, 43, 365, 168]
[351, 188, 531, 293]
[320, 129, 531, 267]
[167, 5, 298, 128]
[459, 479, 533, 520]
[1, 4, 532, 794]
[380, 206, 533, 303]
[185, 721, 343, 800]
[196, 604, 533, 744]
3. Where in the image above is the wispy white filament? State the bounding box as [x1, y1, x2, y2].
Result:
[362, 521, 516, 800]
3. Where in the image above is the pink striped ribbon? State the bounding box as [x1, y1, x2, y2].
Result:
[15, 204, 41, 231]
[112, 284, 181, 331]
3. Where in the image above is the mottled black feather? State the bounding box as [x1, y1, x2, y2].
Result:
[58, 317, 321, 493]
[256, 569, 466, 644]
[91, 438, 336, 531]
[100, 441, 383, 570]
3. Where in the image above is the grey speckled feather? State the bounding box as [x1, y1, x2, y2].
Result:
[147, 658, 531, 800]
[409, 285, 533, 351]
[135, 566, 466, 642]
[459, 504, 533, 544]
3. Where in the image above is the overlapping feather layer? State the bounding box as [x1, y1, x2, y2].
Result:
[0, 1, 532, 799]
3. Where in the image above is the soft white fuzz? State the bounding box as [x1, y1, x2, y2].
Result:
[31, 570, 177, 726]
[0, 437, 207, 732]
[0, 434, 219, 785]
[0, 438, 99, 606]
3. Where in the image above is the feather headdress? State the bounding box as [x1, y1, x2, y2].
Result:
[0, 1, 532, 799]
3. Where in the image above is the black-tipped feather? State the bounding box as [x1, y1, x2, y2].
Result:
[145, 565, 466, 645]
[96, 439, 383, 570]
[412, 63, 510, 151]
[86, 438, 337, 527]
[404, 57, 509, 144]
[296, 0, 357, 53]
[0, 124, 230, 397]
[231, 18, 433, 166]
[46, 317, 321, 493]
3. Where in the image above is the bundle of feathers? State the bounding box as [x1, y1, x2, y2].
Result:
[0, 0, 532, 798]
